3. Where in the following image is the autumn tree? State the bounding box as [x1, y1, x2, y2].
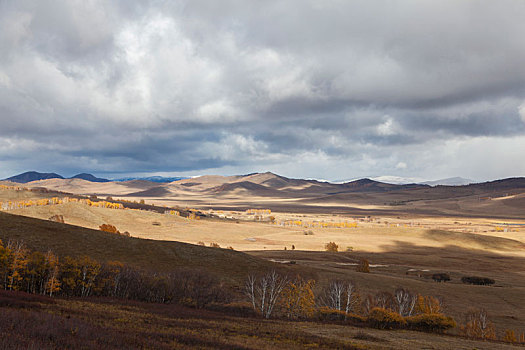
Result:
[0, 239, 10, 289]
[99, 224, 119, 234]
[280, 276, 316, 319]
[460, 308, 496, 340]
[22, 251, 47, 294]
[502, 329, 517, 343]
[321, 280, 360, 316]
[44, 250, 60, 296]
[78, 256, 101, 297]
[7, 240, 28, 290]
[374, 291, 395, 310]
[356, 258, 370, 273]
[394, 288, 417, 317]
[362, 294, 377, 315]
[325, 242, 338, 252]
[415, 295, 442, 314]
[96, 261, 124, 297]
[245, 270, 288, 319]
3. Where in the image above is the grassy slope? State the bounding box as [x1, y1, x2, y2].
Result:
[0, 290, 519, 350]
[0, 211, 276, 283]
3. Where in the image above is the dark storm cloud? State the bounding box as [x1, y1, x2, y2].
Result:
[0, 0, 524, 180]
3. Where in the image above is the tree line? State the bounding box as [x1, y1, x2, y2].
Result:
[0, 239, 227, 306]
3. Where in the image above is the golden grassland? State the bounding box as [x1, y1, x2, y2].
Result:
[8, 201, 525, 254]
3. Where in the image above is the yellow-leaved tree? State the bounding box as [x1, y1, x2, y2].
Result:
[280, 276, 316, 319]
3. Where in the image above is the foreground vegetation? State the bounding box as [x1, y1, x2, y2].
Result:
[1, 237, 524, 348]
[2, 289, 523, 350]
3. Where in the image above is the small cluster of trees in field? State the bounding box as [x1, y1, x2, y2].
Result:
[0, 197, 124, 211]
[246, 209, 272, 215]
[245, 271, 456, 333]
[272, 220, 358, 229]
[99, 224, 130, 237]
[460, 276, 495, 285]
[459, 308, 525, 344]
[244, 271, 525, 341]
[0, 239, 227, 306]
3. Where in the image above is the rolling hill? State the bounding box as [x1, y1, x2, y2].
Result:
[0, 211, 275, 282]
[4, 171, 108, 183]
[6, 171, 64, 183]
[70, 173, 109, 182]
[11, 171, 525, 219]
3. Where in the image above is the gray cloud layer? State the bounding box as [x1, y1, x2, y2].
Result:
[1, 0, 525, 181]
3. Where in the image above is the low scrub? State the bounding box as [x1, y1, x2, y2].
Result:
[324, 242, 338, 252]
[431, 273, 450, 282]
[461, 276, 495, 285]
[316, 307, 366, 324]
[406, 313, 456, 333]
[368, 307, 406, 329]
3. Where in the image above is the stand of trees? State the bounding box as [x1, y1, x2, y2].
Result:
[245, 271, 456, 333]
[0, 239, 227, 306]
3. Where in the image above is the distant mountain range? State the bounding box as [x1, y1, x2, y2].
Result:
[3, 171, 187, 184]
[0, 171, 499, 188]
[337, 175, 474, 186]
[5, 171, 110, 183]
[113, 176, 188, 183]
[420, 177, 474, 186]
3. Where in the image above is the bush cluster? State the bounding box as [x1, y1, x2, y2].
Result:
[316, 307, 366, 324]
[368, 307, 406, 329]
[406, 313, 456, 333]
[461, 276, 495, 285]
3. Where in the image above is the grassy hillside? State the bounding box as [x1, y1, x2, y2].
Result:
[1, 290, 518, 350]
[0, 211, 276, 283]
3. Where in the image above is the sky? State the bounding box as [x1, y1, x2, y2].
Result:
[1, 0, 525, 182]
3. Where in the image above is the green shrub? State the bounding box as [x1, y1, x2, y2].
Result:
[368, 307, 406, 329]
[406, 313, 456, 333]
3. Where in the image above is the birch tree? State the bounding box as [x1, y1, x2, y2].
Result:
[245, 270, 288, 318]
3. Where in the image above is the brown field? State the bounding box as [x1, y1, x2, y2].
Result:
[1, 174, 525, 348]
